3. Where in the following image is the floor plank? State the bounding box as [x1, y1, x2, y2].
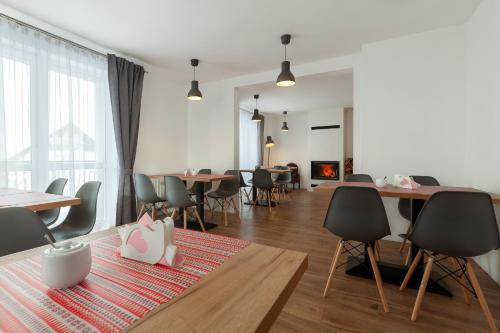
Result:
[207, 189, 500, 333]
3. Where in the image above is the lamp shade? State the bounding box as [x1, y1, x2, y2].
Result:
[277, 61, 295, 87]
[252, 109, 261, 122]
[187, 80, 202, 100]
[265, 135, 275, 147]
[281, 121, 289, 131]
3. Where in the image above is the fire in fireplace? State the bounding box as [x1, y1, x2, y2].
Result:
[311, 161, 340, 180]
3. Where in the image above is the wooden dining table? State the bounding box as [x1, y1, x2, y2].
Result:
[315, 181, 500, 297]
[149, 173, 237, 225]
[0, 188, 80, 211]
[0, 227, 308, 332]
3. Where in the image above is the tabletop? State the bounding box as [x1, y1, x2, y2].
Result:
[313, 181, 500, 204]
[149, 173, 237, 183]
[0, 188, 81, 211]
[0, 227, 308, 333]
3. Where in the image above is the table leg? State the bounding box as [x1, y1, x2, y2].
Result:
[195, 181, 205, 223]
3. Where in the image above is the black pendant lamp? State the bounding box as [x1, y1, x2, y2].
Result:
[251, 94, 262, 122]
[187, 59, 202, 101]
[281, 111, 289, 131]
[276, 34, 296, 87]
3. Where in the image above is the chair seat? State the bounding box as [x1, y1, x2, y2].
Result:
[398, 233, 409, 239]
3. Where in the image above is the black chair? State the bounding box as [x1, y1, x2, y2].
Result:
[0, 207, 54, 256]
[37, 178, 67, 226]
[274, 166, 292, 200]
[207, 170, 240, 226]
[253, 169, 276, 212]
[50, 181, 101, 241]
[345, 174, 373, 182]
[164, 176, 205, 231]
[134, 173, 168, 220]
[323, 186, 391, 313]
[239, 172, 252, 206]
[188, 168, 212, 195]
[398, 176, 440, 258]
[400, 192, 499, 331]
[287, 162, 300, 190]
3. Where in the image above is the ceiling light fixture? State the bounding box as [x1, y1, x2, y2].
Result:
[276, 34, 295, 87]
[251, 94, 262, 122]
[281, 111, 289, 131]
[187, 59, 202, 101]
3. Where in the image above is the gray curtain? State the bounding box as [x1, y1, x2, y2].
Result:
[107, 54, 145, 226]
[257, 116, 265, 166]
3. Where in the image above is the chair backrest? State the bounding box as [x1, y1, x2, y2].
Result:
[239, 172, 248, 188]
[62, 181, 101, 234]
[276, 167, 292, 182]
[0, 207, 52, 256]
[216, 170, 240, 196]
[253, 169, 274, 190]
[324, 186, 391, 242]
[345, 174, 373, 183]
[398, 175, 440, 221]
[134, 173, 161, 203]
[197, 168, 212, 193]
[37, 178, 68, 226]
[45, 178, 68, 195]
[164, 176, 195, 208]
[410, 191, 500, 257]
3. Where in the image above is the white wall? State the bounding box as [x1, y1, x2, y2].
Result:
[464, 0, 500, 282]
[134, 67, 188, 174]
[355, 25, 467, 241]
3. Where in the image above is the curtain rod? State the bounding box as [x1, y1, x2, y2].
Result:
[0, 12, 108, 58]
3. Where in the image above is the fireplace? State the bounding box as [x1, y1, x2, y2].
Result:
[311, 161, 340, 180]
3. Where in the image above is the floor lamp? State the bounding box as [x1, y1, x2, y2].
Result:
[265, 136, 275, 168]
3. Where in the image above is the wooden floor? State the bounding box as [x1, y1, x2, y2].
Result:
[206, 189, 500, 333]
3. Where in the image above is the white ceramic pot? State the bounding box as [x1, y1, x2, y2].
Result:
[41, 241, 92, 289]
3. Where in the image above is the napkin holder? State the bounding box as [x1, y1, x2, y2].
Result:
[118, 215, 181, 266]
[393, 174, 421, 190]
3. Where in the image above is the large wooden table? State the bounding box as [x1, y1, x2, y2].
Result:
[0, 227, 308, 332]
[315, 181, 500, 297]
[149, 173, 237, 225]
[0, 188, 80, 211]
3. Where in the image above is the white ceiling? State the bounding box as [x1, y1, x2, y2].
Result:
[238, 72, 353, 115]
[0, 0, 481, 82]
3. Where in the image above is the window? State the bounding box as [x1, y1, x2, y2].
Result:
[0, 17, 118, 230]
[239, 110, 259, 180]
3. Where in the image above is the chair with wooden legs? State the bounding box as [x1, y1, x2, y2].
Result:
[340, 174, 381, 260]
[322, 186, 391, 313]
[188, 169, 213, 210]
[239, 172, 252, 206]
[253, 169, 277, 212]
[400, 191, 499, 332]
[134, 173, 169, 220]
[207, 170, 240, 226]
[397, 176, 440, 264]
[274, 166, 292, 201]
[164, 176, 206, 232]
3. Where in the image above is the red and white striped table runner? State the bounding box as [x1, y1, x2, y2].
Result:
[0, 229, 249, 333]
